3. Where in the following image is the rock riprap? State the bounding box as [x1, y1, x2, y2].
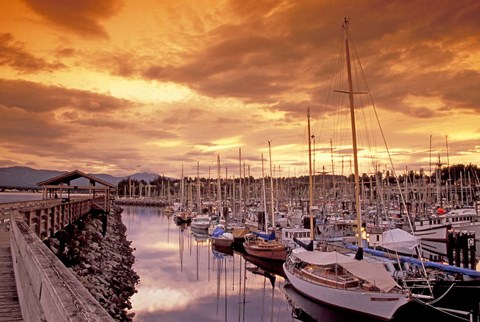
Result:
[50, 206, 139, 322]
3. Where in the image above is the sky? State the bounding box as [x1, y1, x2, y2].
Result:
[1, 0, 479, 179]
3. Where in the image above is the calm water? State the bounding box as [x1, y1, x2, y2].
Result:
[0, 192, 43, 203]
[123, 205, 297, 322]
[122, 206, 476, 322]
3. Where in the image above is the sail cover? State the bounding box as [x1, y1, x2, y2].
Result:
[381, 228, 420, 255]
[212, 227, 225, 238]
[253, 230, 276, 241]
[294, 250, 399, 292]
[340, 260, 399, 292]
[294, 251, 356, 265]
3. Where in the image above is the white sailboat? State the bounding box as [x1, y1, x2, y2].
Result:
[283, 18, 412, 320]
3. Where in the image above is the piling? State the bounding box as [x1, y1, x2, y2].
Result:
[447, 231, 477, 270]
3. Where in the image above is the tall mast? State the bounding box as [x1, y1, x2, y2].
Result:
[261, 153, 268, 231]
[239, 148, 243, 218]
[307, 108, 314, 240]
[446, 135, 451, 205]
[268, 141, 275, 228]
[343, 18, 363, 258]
[217, 155, 221, 215]
[330, 138, 337, 217]
[180, 164, 184, 208]
[197, 161, 201, 211]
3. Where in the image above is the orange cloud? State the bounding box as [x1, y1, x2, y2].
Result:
[0, 0, 479, 176]
[23, 0, 123, 38]
[0, 79, 130, 113]
[0, 33, 65, 72]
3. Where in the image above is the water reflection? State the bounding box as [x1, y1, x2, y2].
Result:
[122, 206, 467, 322]
[122, 206, 294, 322]
[0, 192, 46, 202]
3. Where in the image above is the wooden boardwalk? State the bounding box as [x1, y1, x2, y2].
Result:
[0, 221, 23, 321]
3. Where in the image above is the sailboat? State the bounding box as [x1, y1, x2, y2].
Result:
[243, 142, 288, 261]
[283, 19, 412, 321]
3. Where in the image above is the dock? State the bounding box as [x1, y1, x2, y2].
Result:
[0, 221, 22, 321]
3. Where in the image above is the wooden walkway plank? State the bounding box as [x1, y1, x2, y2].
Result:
[0, 222, 23, 321]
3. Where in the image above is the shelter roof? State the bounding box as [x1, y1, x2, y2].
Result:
[36, 169, 116, 188]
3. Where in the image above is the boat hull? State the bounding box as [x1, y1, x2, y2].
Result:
[212, 243, 234, 256]
[212, 236, 234, 247]
[283, 264, 410, 321]
[243, 243, 287, 261]
[191, 223, 210, 230]
[413, 224, 449, 241]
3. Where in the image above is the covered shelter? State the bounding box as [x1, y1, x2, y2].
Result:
[37, 169, 116, 213]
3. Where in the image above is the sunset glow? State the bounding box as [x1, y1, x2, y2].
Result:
[1, 0, 479, 178]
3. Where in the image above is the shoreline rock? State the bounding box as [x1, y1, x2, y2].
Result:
[49, 205, 139, 322]
[115, 197, 166, 207]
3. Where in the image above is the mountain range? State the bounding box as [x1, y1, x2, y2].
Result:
[0, 166, 161, 188]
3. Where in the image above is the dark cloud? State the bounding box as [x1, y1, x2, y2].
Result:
[135, 0, 480, 120]
[23, 0, 123, 38]
[92, 51, 139, 77]
[442, 70, 480, 111]
[55, 47, 76, 58]
[0, 78, 130, 113]
[134, 129, 178, 140]
[268, 101, 313, 121]
[71, 117, 129, 130]
[74, 0, 479, 128]
[0, 105, 72, 156]
[0, 33, 65, 73]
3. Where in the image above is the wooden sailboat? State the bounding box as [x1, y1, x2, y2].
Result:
[243, 142, 288, 261]
[283, 19, 411, 321]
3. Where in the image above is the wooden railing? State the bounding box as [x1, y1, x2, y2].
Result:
[1, 197, 94, 240]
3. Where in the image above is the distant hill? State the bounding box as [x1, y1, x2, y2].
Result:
[0, 166, 162, 189]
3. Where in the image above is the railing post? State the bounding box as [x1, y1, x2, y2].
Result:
[36, 209, 42, 237]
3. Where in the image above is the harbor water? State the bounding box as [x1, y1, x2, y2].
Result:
[123, 205, 296, 322]
[123, 205, 478, 322]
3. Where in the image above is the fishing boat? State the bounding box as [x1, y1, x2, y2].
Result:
[283, 19, 412, 321]
[409, 206, 480, 241]
[281, 226, 311, 249]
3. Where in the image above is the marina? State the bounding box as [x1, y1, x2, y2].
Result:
[1, 4, 480, 321]
[0, 180, 479, 322]
[121, 204, 479, 322]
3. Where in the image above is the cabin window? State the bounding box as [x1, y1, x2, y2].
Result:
[376, 235, 380, 242]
